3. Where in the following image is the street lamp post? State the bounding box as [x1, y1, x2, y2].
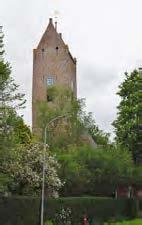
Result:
[40, 126, 47, 225]
[40, 113, 70, 225]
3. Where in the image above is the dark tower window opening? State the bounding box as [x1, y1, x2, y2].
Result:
[56, 46, 59, 55]
[41, 48, 45, 58]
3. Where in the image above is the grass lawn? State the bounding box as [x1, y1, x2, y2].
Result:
[106, 219, 142, 225]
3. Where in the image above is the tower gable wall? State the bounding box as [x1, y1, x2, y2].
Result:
[32, 19, 77, 131]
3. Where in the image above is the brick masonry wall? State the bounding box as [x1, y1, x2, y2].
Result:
[32, 19, 77, 132]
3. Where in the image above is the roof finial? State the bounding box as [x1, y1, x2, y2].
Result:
[49, 18, 53, 24]
[53, 10, 60, 31]
[55, 21, 57, 31]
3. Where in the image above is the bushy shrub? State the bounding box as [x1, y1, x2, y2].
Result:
[44, 220, 53, 225]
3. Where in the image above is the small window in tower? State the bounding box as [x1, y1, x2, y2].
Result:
[56, 46, 59, 55]
[47, 77, 54, 86]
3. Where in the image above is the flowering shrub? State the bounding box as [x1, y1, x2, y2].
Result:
[5, 142, 63, 195]
[54, 207, 72, 225]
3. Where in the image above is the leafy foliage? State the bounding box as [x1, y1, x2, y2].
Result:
[0, 30, 33, 194]
[53, 207, 71, 225]
[37, 86, 87, 146]
[37, 85, 109, 149]
[0, 29, 27, 152]
[37, 86, 136, 197]
[113, 70, 142, 164]
[10, 110, 32, 145]
[89, 124, 110, 146]
[3, 142, 63, 196]
[0, 196, 137, 225]
[57, 145, 133, 196]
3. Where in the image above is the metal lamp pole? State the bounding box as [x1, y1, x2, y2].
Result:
[40, 113, 70, 225]
[40, 126, 47, 225]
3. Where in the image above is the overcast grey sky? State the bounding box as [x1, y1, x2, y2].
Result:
[1, 0, 142, 136]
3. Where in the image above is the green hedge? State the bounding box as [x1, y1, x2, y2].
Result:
[0, 196, 137, 225]
[138, 199, 142, 211]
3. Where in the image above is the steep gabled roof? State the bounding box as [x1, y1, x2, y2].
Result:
[37, 18, 76, 64]
[37, 18, 56, 49]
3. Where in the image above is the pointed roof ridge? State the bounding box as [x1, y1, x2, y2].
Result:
[37, 18, 56, 49]
[36, 18, 77, 64]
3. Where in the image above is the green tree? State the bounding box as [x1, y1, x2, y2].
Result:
[9, 110, 32, 145]
[37, 86, 90, 148]
[0, 28, 26, 152]
[89, 124, 110, 146]
[4, 142, 63, 196]
[58, 148, 90, 196]
[113, 70, 142, 164]
[58, 145, 133, 196]
[0, 28, 31, 194]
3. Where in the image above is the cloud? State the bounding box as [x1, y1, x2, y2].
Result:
[77, 63, 121, 136]
[1, 0, 142, 138]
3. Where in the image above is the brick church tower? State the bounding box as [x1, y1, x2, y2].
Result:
[32, 18, 77, 131]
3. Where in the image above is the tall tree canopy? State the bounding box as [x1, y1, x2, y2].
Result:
[113, 70, 142, 164]
[0, 28, 32, 194]
[0, 28, 28, 152]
